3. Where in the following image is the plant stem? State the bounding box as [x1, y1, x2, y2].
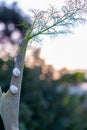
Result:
[0, 38, 28, 130]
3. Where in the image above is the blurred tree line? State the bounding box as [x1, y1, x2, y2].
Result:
[0, 2, 87, 130]
[0, 59, 87, 130]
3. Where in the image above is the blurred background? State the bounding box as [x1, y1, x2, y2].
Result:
[0, 0, 87, 130]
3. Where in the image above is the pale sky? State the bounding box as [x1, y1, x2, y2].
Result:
[1, 0, 87, 70]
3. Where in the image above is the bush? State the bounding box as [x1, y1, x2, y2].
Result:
[0, 59, 87, 130]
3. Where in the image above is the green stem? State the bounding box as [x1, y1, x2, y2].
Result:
[0, 38, 28, 130]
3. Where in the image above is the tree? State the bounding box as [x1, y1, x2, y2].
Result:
[0, 0, 87, 130]
[0, 2, 25, 41]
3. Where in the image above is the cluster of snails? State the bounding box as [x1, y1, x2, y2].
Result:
[10, 39, 23, 94]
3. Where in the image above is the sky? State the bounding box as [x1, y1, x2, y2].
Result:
[0, 0, 87, 70]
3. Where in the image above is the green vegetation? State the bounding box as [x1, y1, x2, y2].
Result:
[0, 59, 87, 130]
[59, 72, 86, 85]
[0, 1, 87, 130]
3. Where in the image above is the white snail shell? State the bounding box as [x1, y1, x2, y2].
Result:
[18, 39, 23, 46]
[13, 67, 20, 77]
[10, 85, 18, 94]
